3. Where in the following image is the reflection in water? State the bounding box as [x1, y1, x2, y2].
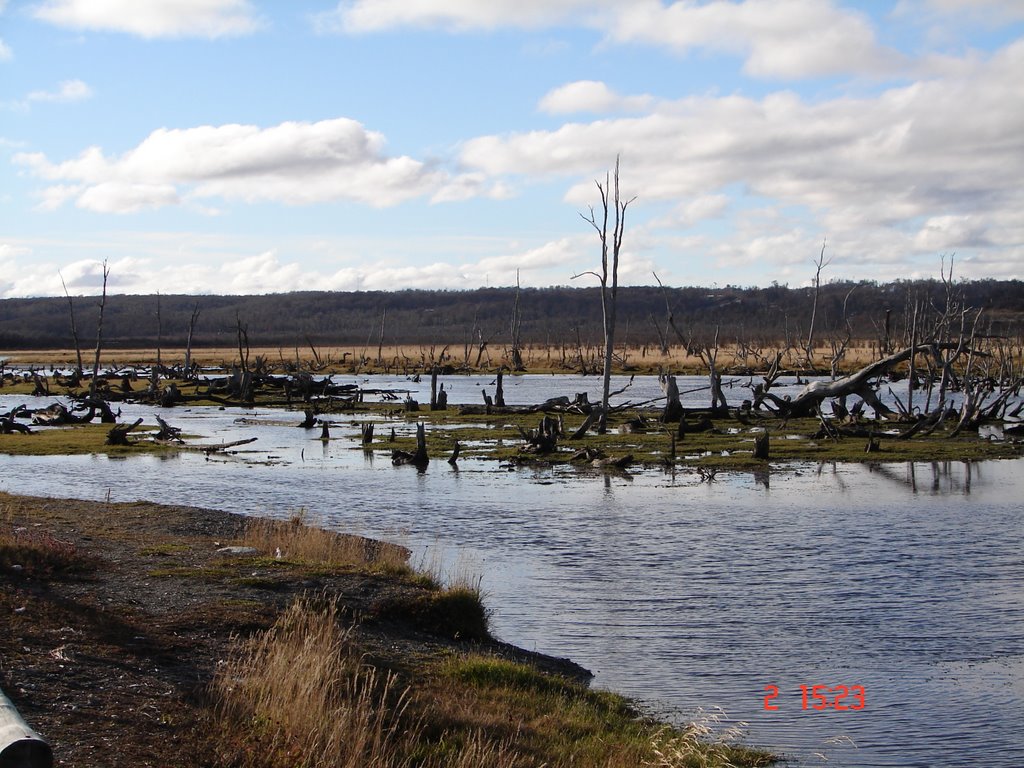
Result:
[865, 460, 977, 495]
[0, 394, 1022, 767]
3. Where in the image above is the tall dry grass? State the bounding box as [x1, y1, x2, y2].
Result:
[240, 510, 410, 574]
[211, 595, 524, 768]
[212, 595, 415, 768]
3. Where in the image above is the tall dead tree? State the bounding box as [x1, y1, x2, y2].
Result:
[88, 260, 110, 399]
[184, 302, 201, 378]
[155, 292, 163, 373]
[805, 239, 831, 367]
[59, 271, 84, 378]
[510, 270, 525, 371]
[573, 156, 635, 433]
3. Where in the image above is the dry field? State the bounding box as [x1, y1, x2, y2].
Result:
[2, 342, 884, 376]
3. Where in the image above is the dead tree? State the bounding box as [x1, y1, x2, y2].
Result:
[106, 418, 144, 446]
[510, 271, 525, 371]
[184, 302, 201, 378]
[495, 367, 506, 408]
[88, 259, 110, 400]
[573, 156, 635, 434]
[59, 271, 85, 379]
[392, 423, 429, 469]
[659, 373, 683, 423]
[805, 239, 831, 367]
[759, 343, 966, 418]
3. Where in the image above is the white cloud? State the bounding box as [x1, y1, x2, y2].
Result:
[604, 0, 903, 79]
[315, 0, 613, 33]
[465, 40, 1024, 215]
[323, 0, 901, 79]
[460, 39, 1024, 281]
[902, 0, 1024, 23]
[33, 0, 262, 39]
[0, 39, 11, 61]
[15, 118, 447, 213]
[538, 81, 653, 115]
[27, 79, 93, 103]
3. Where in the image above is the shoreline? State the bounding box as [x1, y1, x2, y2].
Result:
[1, 491, 773, 767]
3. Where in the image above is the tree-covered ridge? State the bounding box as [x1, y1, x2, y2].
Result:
[1, 280, 1022, 351]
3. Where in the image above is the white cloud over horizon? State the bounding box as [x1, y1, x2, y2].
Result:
[32, 0, 262, 39]
[15, 118, 450, 212]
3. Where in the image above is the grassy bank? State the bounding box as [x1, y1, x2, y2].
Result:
[1, 494, 773, 767]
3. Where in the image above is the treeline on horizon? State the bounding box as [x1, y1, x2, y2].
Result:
[1, 279, 1022, 353]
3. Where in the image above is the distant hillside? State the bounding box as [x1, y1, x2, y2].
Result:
[1, 280, 1022, 351]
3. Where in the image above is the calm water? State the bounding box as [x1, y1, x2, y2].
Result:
[1, 377, 1021, 767]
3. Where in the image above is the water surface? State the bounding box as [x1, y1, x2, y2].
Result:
[1, 383, 1021, 767]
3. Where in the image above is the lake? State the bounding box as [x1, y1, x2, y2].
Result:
[1, 374, 1021, 767]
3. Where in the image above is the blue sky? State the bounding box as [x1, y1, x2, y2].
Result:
[1, 0, 1023, 297]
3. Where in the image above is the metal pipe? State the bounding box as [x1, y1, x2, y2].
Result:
[0, 689, 52, 768]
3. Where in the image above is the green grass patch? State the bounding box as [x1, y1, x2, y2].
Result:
[421, 655, 774, 767]
[0, 422, 175, 457]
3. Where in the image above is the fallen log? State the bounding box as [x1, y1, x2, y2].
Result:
[106, 418, 144, 446]
[757, 343, 966, 418]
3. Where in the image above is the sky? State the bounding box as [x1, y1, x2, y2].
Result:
[1, 0, 1023, 298]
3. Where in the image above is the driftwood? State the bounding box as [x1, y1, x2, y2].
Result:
[519, 415, 560, 454]
[392, 423, 429, 469]
[756, 343, 967, 418]
[591, 453, 633, 470]
[106, 418, 144, 446]
[154, 416, 183, 443]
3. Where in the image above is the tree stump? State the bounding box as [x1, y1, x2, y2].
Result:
[753, 432, 770, 460]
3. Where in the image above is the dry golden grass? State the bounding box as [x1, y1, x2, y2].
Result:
[212, 596, 416, 768]
[211, 596, 525, 768]
[1, 342, 882, 376]
[239, 510, 410, 574]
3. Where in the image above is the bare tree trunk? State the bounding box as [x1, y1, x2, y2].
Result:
[574, 156, 635, 434]
[59, 271, 85, 378]
[89, 260, 110, 400]
[184, 302, 200, 378]
[805, 239, 831, 367]
[155, 291, 163, 373]
[377, 307, 387, 366]
[510, 270, 525, 371]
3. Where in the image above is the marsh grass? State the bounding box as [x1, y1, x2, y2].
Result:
[239, 510, 411, 575]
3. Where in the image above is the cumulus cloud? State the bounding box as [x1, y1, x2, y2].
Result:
[0, 233, 631, 297]
[27, 79, 93, 103]
[323, 0, 902, 79]
[15, 118, 448, 213]
[902, 0, 1024, 23]
[538, 81, 653, 115]
[463, 39, 1024, 249]
[603, 0, 903, 79]
[33, 0, 262, 39]
[315, 0, 613, 33]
